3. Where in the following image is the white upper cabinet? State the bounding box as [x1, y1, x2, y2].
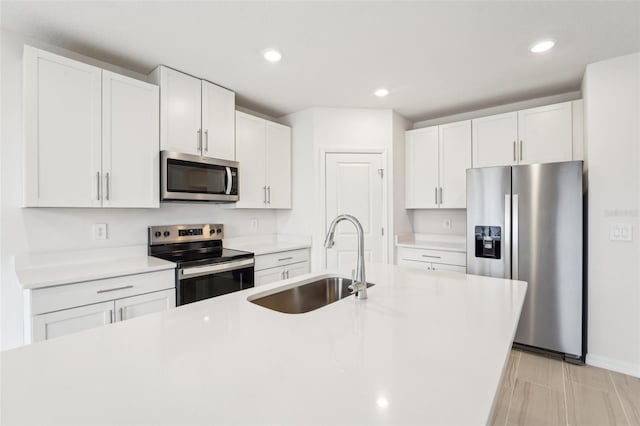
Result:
[23, 46, 159, 208]
[405, 126, 439, 209]
[472, 101, 577, 168]
[102, 71, 159, 208]
[202, 80, 235, 160]
[265, 121, 292, 208]
[472, 112, 518, 168]
[517, 102, 572, 165]
[235, 111, 292, 209]
[23, 46, 102, 207]
[406, 121, 471, 209]
[154, 66, 202, 156]
[151, 66, 236, 160]
[438, 120, 471, 209]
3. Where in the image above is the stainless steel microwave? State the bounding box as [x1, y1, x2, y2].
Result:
[161, 151, 239, 202]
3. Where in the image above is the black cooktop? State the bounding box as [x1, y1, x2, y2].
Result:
[151, 247, 253, 268]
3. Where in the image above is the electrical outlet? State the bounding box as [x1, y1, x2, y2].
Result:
[250, 219, 259, 231]
[93, 223, 108, 240]
[443, 218, 452, 230]
[610, 223, 633, 241]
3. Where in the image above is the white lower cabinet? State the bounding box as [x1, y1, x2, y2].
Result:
[253, 248, 311, 287]
[397, 247, 466, 274]
[32, 301, 115, 342]
[26, 270, 175, 343]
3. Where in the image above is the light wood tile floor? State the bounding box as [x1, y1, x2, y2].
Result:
[492, 350, 640, 426]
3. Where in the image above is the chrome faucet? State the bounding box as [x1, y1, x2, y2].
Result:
[324, 214, 367, 300]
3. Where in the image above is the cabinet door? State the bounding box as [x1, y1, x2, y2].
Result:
[285, 261, 310, 279]
[255, 267, 285, 286]
[202, 81, 235, 161]
[23, 46, 102, 207]
[517, 102, 573, 165]
[438, 120, 471, 208]
[115, 289, 175, 321]
[32, 301, 114, 342]
[265, 121, 292, 209]
[102, 71, 160, 208]
[397, 259, 432, 271]
[472, 112, 518, 168]
[235, 111, 267, 208]
[158, 66, 202, 156]
[405, 127, 439, 208]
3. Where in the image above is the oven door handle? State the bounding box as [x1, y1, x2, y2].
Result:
[179, 258, 254, 279]
[225, 167, 233, 195]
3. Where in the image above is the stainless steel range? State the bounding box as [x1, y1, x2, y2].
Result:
[148, 224, 254, 306]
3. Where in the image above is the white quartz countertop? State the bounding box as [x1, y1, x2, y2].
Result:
[396, 233, 467, 252]
[15, 246, 176, 289]
[225, 234, 311, 255]
[1, 263, 527, 426]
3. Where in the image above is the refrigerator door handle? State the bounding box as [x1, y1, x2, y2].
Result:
[513, 194, 519, 280]
[504, 194, 511, 279]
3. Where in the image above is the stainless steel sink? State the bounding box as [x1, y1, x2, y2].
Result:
[248, 276, 375, 314]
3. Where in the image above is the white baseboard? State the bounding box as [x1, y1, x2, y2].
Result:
[587, 354, 640, 378]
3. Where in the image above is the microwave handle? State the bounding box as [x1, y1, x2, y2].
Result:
[225, 167, 232, 195]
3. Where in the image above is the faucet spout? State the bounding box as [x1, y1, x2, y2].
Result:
[324, 214, 367, 300]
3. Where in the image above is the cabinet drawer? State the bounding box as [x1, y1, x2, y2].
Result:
[30, 270, 175, 315]
[397, 247, 466, 266]
[255, 249, 310, 271]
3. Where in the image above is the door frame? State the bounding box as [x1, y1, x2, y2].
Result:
[320, 147, 389, 268]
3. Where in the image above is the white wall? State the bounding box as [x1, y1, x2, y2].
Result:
[0, 30, 278, 350]
[279, 107, 397, 271]
[411, 209, 467, 236]
[583, 52, 640, 377]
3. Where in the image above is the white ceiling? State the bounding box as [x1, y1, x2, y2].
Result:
[1, 1, 639, 121]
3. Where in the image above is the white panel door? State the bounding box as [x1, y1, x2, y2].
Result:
[517, 102, 573, 165]
[255, 267, 285, 286]
[265, 121, 292, 209]
[235, 111, 267, 208]
[325, 153, 384, 269]
[159, 66, 202, 156]
[285, 262, 310, 280]
[202, 81, 235, 160]
[405, 127, 439, 208]
[472, 112, 518, 168]
[115, 289, 175, 321]
[23, 46, 102, 207]
[102, 71, 160, 208]
[439, 120, 471, 208]
[32, 301, 114, 342]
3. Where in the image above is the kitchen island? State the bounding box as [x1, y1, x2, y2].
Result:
[1, 263, 527, 426]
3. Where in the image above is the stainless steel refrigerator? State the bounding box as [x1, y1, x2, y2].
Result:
[466, 161, 584, 362]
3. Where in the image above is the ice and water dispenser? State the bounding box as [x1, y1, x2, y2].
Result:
[474, 226, 502, 259]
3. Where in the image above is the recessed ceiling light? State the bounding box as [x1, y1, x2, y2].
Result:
[374, 88, 389, 97]
[530, 40, 555, 53]
[263, 49, 282, 62]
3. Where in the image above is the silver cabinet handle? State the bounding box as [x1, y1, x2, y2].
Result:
[519, 140, 523, 161]
[434, 187, 438, 204]
[105, 172, 110, 201]
[513, 141, 516, 162]
[267, 186, 271, 204]
[197, 129, 202, 152]
[421, 254, 441, 259]
[119, 307, 125, 321]
[263, 186, 267, 204]
[97, 285, 133, 294]
[204, 129, 209, 152]
[278, 256, 293, 262]
[439, 187, 443, 205]
[109, 310, 114, 324]
[280, 270, 285, 280]
[96, 172, 101, 200]
[286, 270, 289, 279]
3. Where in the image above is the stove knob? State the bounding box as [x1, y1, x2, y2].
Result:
[154, 231, 161, 238]
[216, 228, 222, 234]
[209, 229, 215, 235]
[163, 231, 171, 237]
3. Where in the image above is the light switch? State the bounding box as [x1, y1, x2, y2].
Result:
[610, 223, 633, 241]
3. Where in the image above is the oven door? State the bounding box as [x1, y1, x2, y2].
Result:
[161, 151, 239, 202]
[177, 258, 254, 306]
